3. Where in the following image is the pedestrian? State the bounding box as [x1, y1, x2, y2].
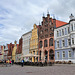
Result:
[8, 60, 10, 66]
[6, 60, 8, 67]
[12, 60, 14, 65]
[4, 60, 6, 66]
[9, 60, 11, 67]
[21, 59, 24, 67]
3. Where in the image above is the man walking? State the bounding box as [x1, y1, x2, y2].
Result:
[21, 59, 24, 67]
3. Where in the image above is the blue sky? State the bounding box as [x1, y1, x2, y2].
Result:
[0, 0, 75, 45]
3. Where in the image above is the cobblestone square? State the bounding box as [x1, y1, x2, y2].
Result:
[0, 64, 75, 75]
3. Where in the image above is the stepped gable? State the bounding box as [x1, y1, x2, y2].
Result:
[7, 43, 14, 56]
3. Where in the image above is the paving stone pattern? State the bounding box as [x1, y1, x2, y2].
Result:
[0, 64, 75, 75]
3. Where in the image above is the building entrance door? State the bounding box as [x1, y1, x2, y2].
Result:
[49, 49, 54, 61]
[45, 50, 48, 62]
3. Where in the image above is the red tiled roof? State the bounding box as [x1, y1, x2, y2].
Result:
[56, 20, 67, 27]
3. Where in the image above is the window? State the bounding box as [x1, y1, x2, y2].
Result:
[57, 41, 59, 48]
[33, 51, 35, 54]
[68, 39, 71, 46]
[40, 36, 44, 39]
[44, 40, 48, 47]
[49, 50, 54, 60]
[45, 34, 48, 38]
[68, 51, 71, 58]
[57, 31, 59, 37]
[45, 29, 48, 32]
[62, 40, 65, 47]
[62, 29, 64, 35]
[72, 38, 74, 45]
[74, 24, 75, 30]
[49, 38, 53, 46]
[57, 52, 59, 59]
[41, 30, 43, 34]
[52, 27, 54, 31]
[45, 51, 48, 61]
[62, 51, 65, 58]
[68, 27, 70, 34]
[37, 51, 38, 55]
[50, 28, 51, 30]
[71, 24, 73, 31]
[39, 41, 42, 48]
[65, 28, 67, 35]
[50, 33, 54, 37]
[39, 51, 41, 61]
[59, 30, 61, 36]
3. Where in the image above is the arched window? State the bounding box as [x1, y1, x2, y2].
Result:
[50, 50, 54, 54]
[39, 41, 42, 48]
[39, 51, 41, 61]
[49, 49, 54, 60]
[49, 38, 53, 46]
[44, 50, 48, 61]
[44, 39, 48, 47]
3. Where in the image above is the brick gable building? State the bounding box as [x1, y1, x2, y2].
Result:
[38, 13, 67, 63]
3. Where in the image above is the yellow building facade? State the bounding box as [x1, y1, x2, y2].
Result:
[12, 41, 17, 62]
[30, 24, 38, 62]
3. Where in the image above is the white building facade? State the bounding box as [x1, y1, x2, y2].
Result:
[22, 31, 32, 61]
[4, 44, 8, 60]
[54, 14, 75, 63]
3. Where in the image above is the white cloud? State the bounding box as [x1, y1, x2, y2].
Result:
[0, 0, 75, 45]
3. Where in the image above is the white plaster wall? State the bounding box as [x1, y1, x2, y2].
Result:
[22, 31, 32, 56]
[54, 24, 71, 50]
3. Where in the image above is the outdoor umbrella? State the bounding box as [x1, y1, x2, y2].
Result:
[20, 54, 35, 58]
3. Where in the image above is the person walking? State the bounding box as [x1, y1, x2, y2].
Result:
[8, 60, 10, 66]
[9, 60, 11, 67]
[6, 60, 8, 67]
[4, 60, 6, 64]
[12, 60, 14, 65]
[21, 59, 24, 67]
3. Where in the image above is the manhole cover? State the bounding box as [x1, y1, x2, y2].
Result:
[26, 72, 32, 73]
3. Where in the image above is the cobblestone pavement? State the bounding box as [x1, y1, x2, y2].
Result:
[0, 64, 75, 75]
